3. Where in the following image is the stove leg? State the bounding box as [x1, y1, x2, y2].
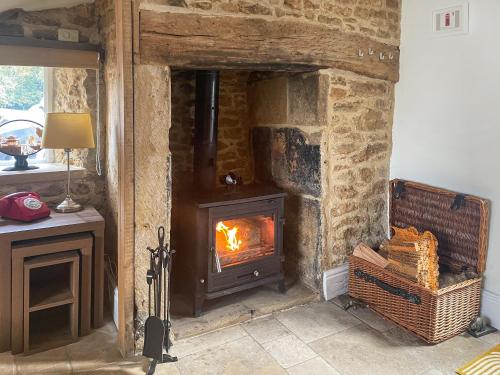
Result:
[193, 297, 204, 317]
[278, 280, 286, 294]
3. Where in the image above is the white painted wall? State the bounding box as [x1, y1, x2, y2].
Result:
[393, 0, 500, 327]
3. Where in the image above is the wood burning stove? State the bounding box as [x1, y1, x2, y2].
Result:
[171, 186, 285, 316]
[171, 71, 286, 316]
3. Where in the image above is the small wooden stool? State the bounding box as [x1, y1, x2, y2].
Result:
[11, 233, 93, 354]
[23, 251, 79, 354]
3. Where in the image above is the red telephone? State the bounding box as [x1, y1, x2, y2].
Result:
[0, 192, 50, 222]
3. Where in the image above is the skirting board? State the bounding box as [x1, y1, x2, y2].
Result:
[481, 289, 500, 329]
[323, 263, 349, 301]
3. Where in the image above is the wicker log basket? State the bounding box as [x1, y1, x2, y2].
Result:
[348, 179, 490, 344]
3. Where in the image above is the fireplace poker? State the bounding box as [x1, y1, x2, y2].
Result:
[143, 226, 178, 375]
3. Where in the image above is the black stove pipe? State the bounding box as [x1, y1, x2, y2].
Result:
[193, 70, 220, 191]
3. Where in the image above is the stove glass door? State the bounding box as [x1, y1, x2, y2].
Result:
[213, 214, 275, 270]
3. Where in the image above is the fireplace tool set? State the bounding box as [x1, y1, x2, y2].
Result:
[143, 226, 177, 374]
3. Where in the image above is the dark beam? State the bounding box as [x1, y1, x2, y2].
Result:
[139, 10, 399, 82]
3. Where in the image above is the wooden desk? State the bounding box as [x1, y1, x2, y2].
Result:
[0, 207, 104, 352]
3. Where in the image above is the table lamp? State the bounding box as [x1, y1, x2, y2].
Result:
[42, 113, 95, 213]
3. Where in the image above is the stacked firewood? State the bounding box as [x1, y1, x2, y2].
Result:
[380, 226, 440, 291]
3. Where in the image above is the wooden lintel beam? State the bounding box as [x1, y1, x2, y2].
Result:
[139, 10, 399, 82]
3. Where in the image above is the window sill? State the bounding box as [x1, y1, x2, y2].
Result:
[0, 163, 86, 185]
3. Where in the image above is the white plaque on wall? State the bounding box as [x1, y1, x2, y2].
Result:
[433, 2, 469, 36]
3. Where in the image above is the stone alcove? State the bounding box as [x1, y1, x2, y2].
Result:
[97, 0, 401, 353]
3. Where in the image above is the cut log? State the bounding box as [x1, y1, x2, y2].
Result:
[352, 243, 389, 269]
[384, 226, 440, 291]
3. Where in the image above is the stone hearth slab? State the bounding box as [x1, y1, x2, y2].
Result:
[171, 281, 317, 340]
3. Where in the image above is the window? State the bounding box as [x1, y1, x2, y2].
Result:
[0, 66, 53, 165]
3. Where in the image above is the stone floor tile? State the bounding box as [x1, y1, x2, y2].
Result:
[67, 329, 123, 373]
[477, 330, 500, 346]
[0, 351, 16, 375]
[275, 301, 360, 343]
[243, 315, 291, 344]
[262, 334, 317, 369]
[170, 325, 247, 359]
[383, 329, 492, 374]
[348, 306, 398, 332]
[15, 345, 71, 374]
[419, 369, 447, 375]
[286, 356, 341, 375]
[176, 335, 286, 374]
[310, 324, 430, 375]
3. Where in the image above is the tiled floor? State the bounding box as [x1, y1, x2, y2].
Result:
[1, 299, 498, 374]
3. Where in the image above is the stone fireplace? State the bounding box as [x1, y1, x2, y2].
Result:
[96, 0, 401, 353]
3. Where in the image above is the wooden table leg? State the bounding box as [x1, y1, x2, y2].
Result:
[0, 240, 11, 352]
[11, 250, 24, 354]
[80, 241, 93, 335]
[93, 228, 104, 328]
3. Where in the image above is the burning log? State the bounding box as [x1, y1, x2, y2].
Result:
[380, 226, 440, 291]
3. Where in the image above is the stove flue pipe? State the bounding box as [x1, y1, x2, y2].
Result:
[193, 70, 220, 191]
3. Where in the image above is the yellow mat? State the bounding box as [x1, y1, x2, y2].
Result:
[456, 344, 500, 375]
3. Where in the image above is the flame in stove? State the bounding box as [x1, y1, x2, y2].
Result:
[216, 221, 242, 251]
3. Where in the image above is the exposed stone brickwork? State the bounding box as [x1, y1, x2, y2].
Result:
[217, 72, 253, 184]
[249, 69, 393, 289]
[140, 0, 400, 46]
[170, 70, 195, 189]
[0, 4, 99, 44]
[322, 69, 394, 269]
[170, 70, 253, 191]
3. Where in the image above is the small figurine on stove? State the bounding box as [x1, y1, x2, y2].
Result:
[220, 172, 242, 186]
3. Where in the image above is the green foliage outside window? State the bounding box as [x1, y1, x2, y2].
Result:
[0, 66, 44, 110]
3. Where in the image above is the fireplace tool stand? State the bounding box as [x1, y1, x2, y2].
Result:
[143, 227, 178, 375]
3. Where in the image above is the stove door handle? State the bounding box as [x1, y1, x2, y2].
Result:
[212, 247, 222, 273]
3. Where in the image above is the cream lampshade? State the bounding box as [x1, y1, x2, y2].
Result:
[42, 113, 95, 213]
[42, 113, 95, 149]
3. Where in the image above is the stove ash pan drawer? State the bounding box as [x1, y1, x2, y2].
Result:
[208, 257, 281, 292]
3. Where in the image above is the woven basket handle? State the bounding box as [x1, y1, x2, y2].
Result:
[354, 269, 422, 305]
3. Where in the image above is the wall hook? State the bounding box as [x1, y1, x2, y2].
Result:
[368, 48, 374, 55]
[388, 52, 394, 60]
[358, 49, 364, 57]
[379, 52, 385, 60]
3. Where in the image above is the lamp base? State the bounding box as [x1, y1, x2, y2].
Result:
[55, 197, 82, 213]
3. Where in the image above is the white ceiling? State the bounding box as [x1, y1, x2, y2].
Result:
[0, 0, 93, 13]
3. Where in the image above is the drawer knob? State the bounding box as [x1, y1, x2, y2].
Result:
[254, 270, 260, 277]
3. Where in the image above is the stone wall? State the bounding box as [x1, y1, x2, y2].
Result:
[140, 0, 400, 46]
[250, 71, 327, 289]
[96, 0, 118, 265]
[249, 69, 393, 289]
[322, 69, 393, 269]
[170, 70, 253, 191]
[0, 4, 99, 43]
[134, 64, 171, 349]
